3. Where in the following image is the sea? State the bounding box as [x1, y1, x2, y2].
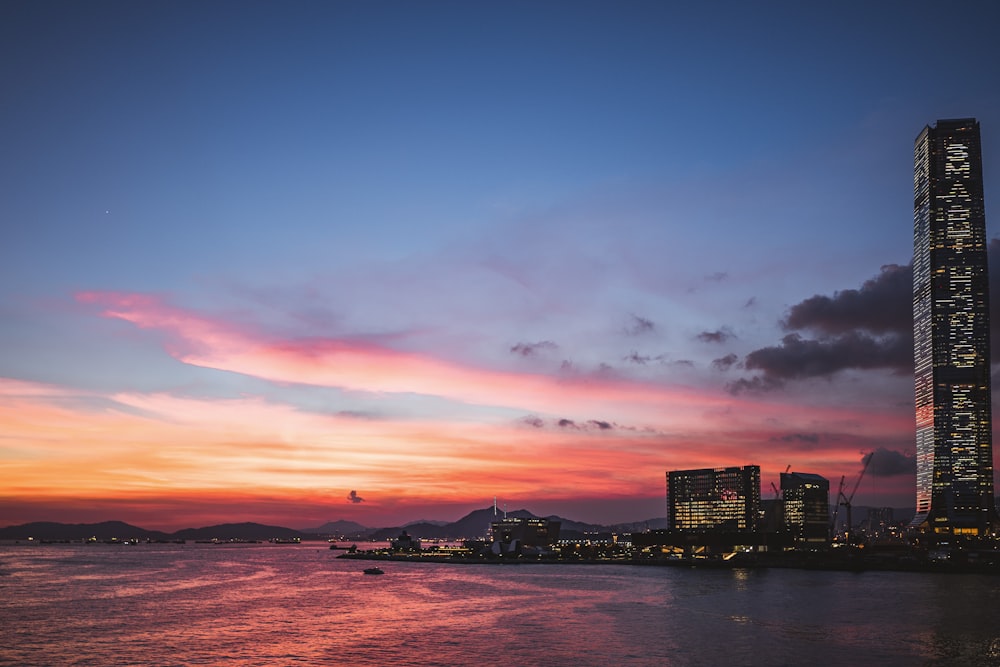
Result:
[2, 543, 1000, 666]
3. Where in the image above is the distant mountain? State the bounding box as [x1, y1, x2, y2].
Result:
[301, 520, 370, 536]
[404, 519, 449, 527]
[171, 522, 310, 541]
[0, 521, 171, 541]
[604, 517, 669, 532]
[0, 510, 672, 543]
[367, 507, 634, 541]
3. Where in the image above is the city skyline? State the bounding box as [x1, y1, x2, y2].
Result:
[3, 2, 1000, 531]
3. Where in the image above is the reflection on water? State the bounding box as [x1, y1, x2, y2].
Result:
[2, 543, 1000, 666]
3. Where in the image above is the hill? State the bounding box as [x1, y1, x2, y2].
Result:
[171, 522, 311, 541]
[301, 520, 370, 537]
[367, 507, 626, 541]
[0, 521, 171, 541]
[0, 510, 670, 542]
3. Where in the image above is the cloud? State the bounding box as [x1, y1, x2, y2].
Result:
[771, 433, 820, 444]
[510, 341, 558, 357]
[712, 353, 739, 371]
[346, 490, 365, 503]
[735, 239, 1000, 392]
[625, 314, 655, 336]
[551, 417, 614, 431]
[705, 272, 728, 283]
[76, 291, 731, 419]
[697, 328, 735, 344]
[783, 263, 912, 335]
[726, 375, 784, 395]
[521, 415, 545, 428]
[990, 238, 1000, 354]
[625, 351, 651, 365]
[744, 332, 911, 380]
[866, 447, 916, 478]
[625, 351, 667, 365]
[729, 261, 918, 391]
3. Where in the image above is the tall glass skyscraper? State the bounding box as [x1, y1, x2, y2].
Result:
[912, 118, 995, 536]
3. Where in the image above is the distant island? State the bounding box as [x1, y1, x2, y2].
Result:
[0, 507, 668, 543]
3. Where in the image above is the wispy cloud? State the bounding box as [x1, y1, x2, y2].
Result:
[510, 340, 558, 357]
[697, 328, 735, 344]
[624, 314, 655, 336]
[75, 291, 740, 424]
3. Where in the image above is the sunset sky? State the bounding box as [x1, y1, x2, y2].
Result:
[3, 1, 1000, 531]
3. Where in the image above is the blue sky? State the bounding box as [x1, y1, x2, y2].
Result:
[3, 1, 1000, 529]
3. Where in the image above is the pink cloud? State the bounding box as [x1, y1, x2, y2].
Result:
[75, 290, 903, 435]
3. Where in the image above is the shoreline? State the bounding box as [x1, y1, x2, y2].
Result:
[335, 550, 1000, 575]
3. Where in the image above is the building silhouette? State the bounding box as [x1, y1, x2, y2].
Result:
[780, 471, 829, 545]
[911, 118, 996, 536]
[667, 465, 760, 532]
[489, 517, 560, 551]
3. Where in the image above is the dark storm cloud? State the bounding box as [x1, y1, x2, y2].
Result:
[991, 238, 1000, 354]
[735, 240, 1000, 392]
[728, 260, 923, 393]
[625, 314, 655, 336]
[346, 490, 365, 504]
[743, 332, 912, 381]
[697, 328, 735, 344]
[866, 447, 916, 477]
[712, 353, 739, 371]
[783, 263, 912, 335]
[510, 340, 558, 357]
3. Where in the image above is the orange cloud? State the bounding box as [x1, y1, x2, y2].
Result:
[0, 291, 918, 529]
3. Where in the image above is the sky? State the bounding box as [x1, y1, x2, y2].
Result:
[3, 1, 1000, 531]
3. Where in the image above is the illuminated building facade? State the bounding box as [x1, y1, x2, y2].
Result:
[667, 466, 760, 532]
[490, 517, 560, 547]
[780, 471, 829, 544]
[912, 118, 996, 536]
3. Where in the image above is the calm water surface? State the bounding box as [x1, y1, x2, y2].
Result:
[3, 543, 1000, 666]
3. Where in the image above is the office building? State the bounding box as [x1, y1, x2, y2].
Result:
[912, 118, 996, 536]
[667, 465, 760, 532]
[780, 471, 829, 544]
[490, 517, 560, 548]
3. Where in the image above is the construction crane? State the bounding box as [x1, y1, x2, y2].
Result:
[838, 452, 874, 545]
[830, 475, 846, 541]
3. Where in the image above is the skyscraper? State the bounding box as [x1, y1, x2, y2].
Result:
[912, 118, 995, 537]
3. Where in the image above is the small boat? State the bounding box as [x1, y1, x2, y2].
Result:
[363, 566, 385, 575]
